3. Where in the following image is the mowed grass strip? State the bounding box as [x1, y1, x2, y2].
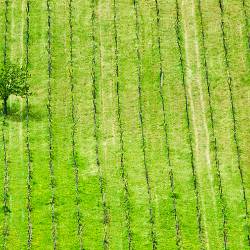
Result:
[91, 0, 110, 248]
[49, 0, 80, 248]
[181, 0, 225, 248]
[27, 0, 54, 248]
[71, 0, 104, 248]
[199, 0, 249, 248]
[133, 0, 158, 248]
[218, 0, 248, 225]
[6, 0, 28, 248]
[116, 0, 152, 248]
[0, 0, 9, 247]
[153, 0, 183, 248]
[221, 0, 250, 245]
[196, 0, 228, 247]
[113, 0, 133, 247]
[96, 0, 131, 248]
[174, 0, 204, 248]
[137, 0, 181, 249]
[68, 0, 83, 247]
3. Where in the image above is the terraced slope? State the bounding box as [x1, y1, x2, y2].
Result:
[0, 0, 249, 249]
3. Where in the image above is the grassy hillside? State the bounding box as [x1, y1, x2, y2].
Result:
[0, 0, 249, 249]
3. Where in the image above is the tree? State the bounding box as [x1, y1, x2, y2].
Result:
[0, 62, 29, 115]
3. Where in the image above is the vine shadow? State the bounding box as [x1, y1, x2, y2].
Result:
[0, 100, 46, 122]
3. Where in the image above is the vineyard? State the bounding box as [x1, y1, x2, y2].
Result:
[0, 0, 249, 249]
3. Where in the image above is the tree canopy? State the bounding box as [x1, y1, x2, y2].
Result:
[0, 62, 29, 114]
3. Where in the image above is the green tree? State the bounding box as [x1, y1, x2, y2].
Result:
[0, 62, 29, 115]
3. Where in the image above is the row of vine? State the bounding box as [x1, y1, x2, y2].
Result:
[112, 0, 133, 248]
[46, 0, 57, 248]
[2, 0, 10, 248]
[68, 0, 83, 248]
[218, 0, 249, 245]
[241, 0, 249, 49]
[91, 1, 109, 248]
[154, 0, 182, 247]
[25, 0, 32, 248]
[133, 0, 157, 248]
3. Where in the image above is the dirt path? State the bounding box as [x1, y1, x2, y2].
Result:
[182, 0, 220, 248]
[183, 25, 210, 248]
[191, 0, 216, 199]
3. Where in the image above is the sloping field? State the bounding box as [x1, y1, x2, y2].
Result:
[0, 0, 249, 249]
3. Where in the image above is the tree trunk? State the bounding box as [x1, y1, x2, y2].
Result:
[3, 97, 7, 115]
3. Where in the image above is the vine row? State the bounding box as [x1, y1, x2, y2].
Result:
[68, 0, 83, 248]
[133, 0, 157, 248]
[2, 118, 9, 249]
[91, 1, 109, 248]
[25, 0, 32, 248]
[46, 0, 57, 248]
[3, 0, 9, 64]
[2, 0, 9, 248]
[218, 0, 250, 245]
[113, 0, 133, 248]
[241, 0, 249, 49]
[175, 0, 205, 248]
[154, 0, 182, 247]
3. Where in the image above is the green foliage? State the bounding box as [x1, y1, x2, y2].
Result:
[0, 61, 29, 99]
[0, 61, 29, 114]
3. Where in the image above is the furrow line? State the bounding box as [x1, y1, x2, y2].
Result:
[91, 1, 109, 248]
[46, 0, 57, 248]
[25, 0, 32, 248]
[2, 0, 9, 248]
[241, 0, 249, 49]
[2, 118, 8, 250]
[113, 0, 133, 248]
[218, 0, 250, 245]
[175, 0, 205, 248]
[68, 0, 83, 248]
[133, 0, 157, 248]
[3, 0, 8, 64]
[154, 0, 182, 248]
[197, 0, 228, 248]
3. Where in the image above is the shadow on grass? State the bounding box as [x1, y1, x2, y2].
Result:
[0, 102, 46, 122]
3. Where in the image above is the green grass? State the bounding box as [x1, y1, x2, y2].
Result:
[0, 0, 249, 249]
